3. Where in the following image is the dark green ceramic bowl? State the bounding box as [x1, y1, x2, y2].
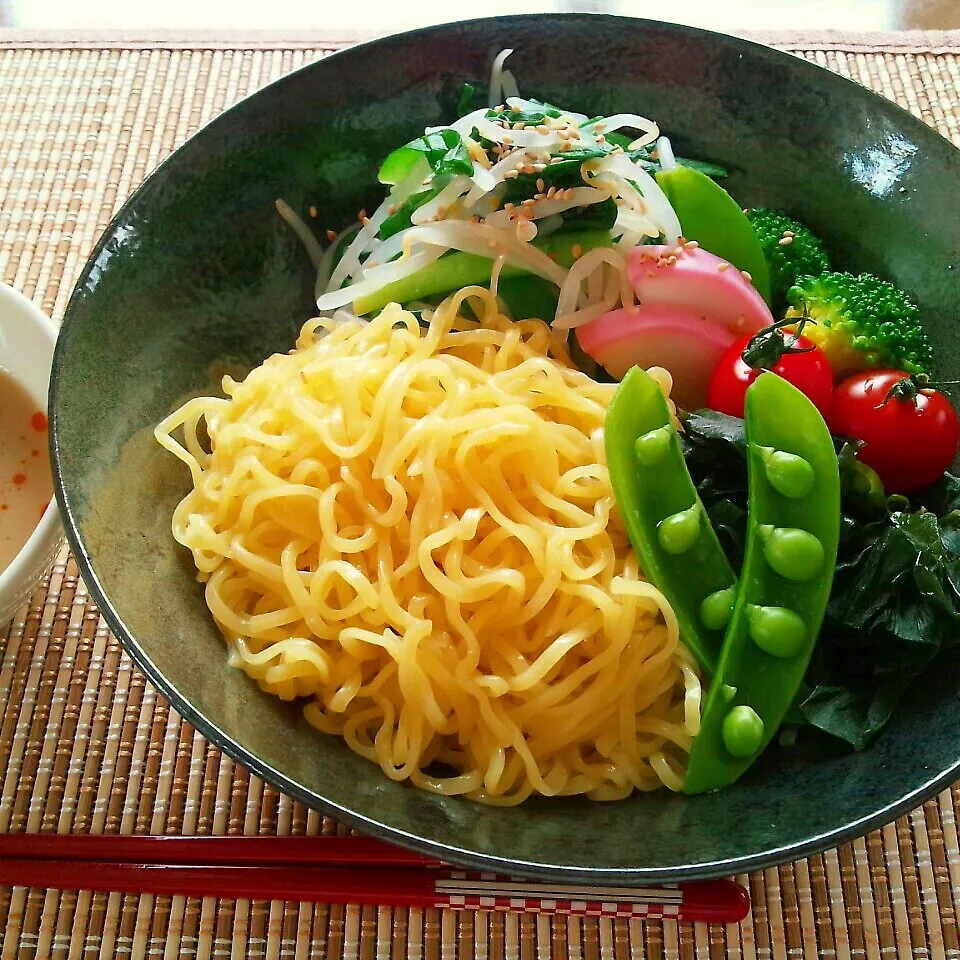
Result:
[51, 15, 960, 883]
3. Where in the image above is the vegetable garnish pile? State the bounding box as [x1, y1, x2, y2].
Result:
[595, 195, 957, 790]
[281, 50, 753, 333]
[681, 410, 960, 753]
[282, 52, 960, 793]
[301, 69, 683, 325]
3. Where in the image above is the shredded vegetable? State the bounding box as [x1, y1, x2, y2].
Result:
[280, 51, 729, 329]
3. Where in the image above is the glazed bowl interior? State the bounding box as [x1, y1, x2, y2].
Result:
[51, 15, 960, 883]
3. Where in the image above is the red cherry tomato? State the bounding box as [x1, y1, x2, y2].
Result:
[830, 370, 959, 494]
[707, 331, 834, 419]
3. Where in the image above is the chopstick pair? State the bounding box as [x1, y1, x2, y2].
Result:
[0, 833, 749, 922]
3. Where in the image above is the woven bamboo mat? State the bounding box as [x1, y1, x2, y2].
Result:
[1, 31, 960, 960]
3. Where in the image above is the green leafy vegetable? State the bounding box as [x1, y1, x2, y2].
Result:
[378, 182, 444, 240]
[669, 157, 729, 180]
[378, 130, 474, 185]
[679, 408, 960, 750]
[805, 506, 960, 747]
[376, 119, 726, 247]
[496, 274, 561, 322]
[484, 100, 563, 125]
[499, 157, 619, 233]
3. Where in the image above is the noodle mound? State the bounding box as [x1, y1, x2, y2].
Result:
[156, 289, 700, 803]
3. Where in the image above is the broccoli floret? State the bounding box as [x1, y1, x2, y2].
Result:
[746, 208, 830, 306]
[785, 272, 934, 378]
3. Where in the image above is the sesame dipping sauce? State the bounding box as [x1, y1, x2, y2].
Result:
[0, 367, 52, 571]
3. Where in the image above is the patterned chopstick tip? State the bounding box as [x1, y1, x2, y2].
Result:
[435, 894, 682, 919]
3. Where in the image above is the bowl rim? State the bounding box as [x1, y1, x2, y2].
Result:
[0, 283, 60, 601]
[49, 13, 960, 883]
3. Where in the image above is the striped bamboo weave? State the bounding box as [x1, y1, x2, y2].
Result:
[1, 30, 959, 960]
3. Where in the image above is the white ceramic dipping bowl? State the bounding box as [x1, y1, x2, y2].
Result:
[0, 283, 63, 626]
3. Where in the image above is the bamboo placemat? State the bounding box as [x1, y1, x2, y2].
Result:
[1, 30, 960, 960]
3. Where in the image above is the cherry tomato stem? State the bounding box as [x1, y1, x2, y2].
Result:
[707, 330, 834, 418]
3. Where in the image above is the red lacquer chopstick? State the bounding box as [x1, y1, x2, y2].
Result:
[0, 835, 750, 923]
[0, 832, 436, 867]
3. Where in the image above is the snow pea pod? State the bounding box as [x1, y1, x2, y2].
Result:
[684, 372, 840, 794]
[604, 367, 737, 674]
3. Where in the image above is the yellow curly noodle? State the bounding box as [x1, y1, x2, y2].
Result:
[155, 287, 702, 804]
